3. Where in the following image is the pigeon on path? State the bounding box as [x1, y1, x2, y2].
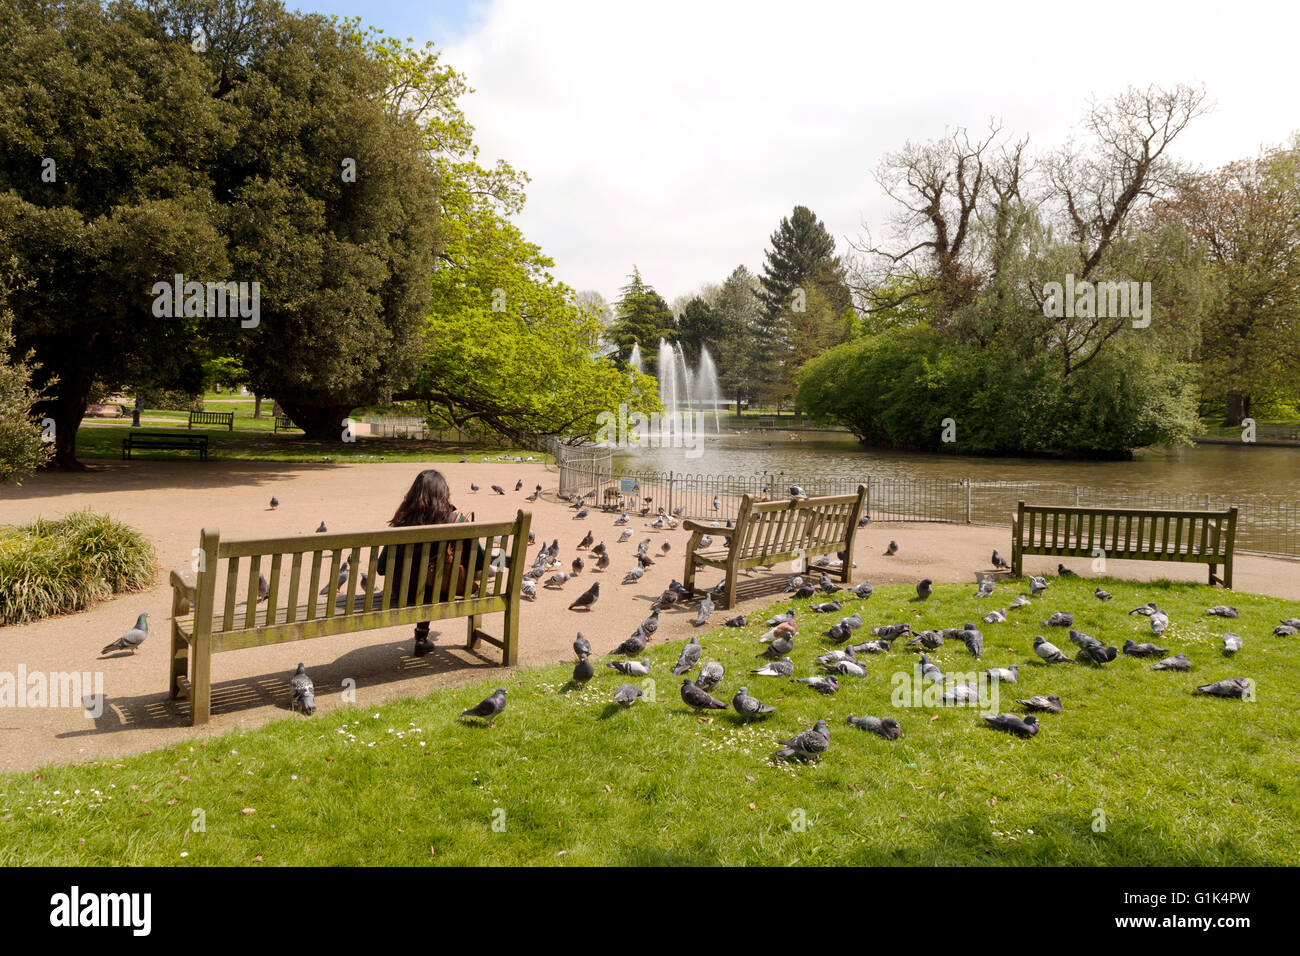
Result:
[460, 688, 507, 727]
[491, 485, 505, 495]
[269, 497, 279, 510]
[846, 715, 902, 739]
[983, 713, 1039, 737]
[680, 679, 727, 712]
[568, 581, 599, 611]
[773, 720, 830, 761]
[103, 613, 148, 655]
[289, 662, 315, 714]
[257, 573, 269, 603]
[694, 593, 715, 627]
[884, 540, 898, 556]
[316, 522, 327, 533]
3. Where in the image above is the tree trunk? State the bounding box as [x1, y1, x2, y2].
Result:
[253, 394, 262, 419]
[276, 400, 355, 440]
[1223, 394, 1251, 428]
[45, 375, 92, 470]
[132, 392, 142, 428]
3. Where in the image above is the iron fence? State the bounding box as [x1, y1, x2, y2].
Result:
[553, 459, 1300, 558]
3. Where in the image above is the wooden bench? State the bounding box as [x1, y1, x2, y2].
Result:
[188, 410, 235, 430]
[167, 511, 532, 724]
[273, 414, 298, 433]
[1012, 501, 1237, 589]
[682, 485, 867, 608]
[122, 431, 209, 461]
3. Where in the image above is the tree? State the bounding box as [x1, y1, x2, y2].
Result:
[0, 267, 50, 483]
[675, 296, 724, 366]
[607, 267, 676, 372]
[710, 266, 766, 413]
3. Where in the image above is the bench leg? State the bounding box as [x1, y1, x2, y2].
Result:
[191, 640, 211, 726]
[1012, 545, 1022, 579]
[683, 552, 697, 596]
[723, 573, 737, 611]
[840, 543, 852, 583]
[466, 613, 480, 651]
[169, 624, 189, 700]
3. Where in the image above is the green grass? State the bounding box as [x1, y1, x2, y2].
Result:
[0, 511, 157, 626]
[73, 424, 547, 465]
[2, 576, 1297, 865]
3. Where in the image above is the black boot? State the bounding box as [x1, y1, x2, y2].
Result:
[413, 624, 433, 656]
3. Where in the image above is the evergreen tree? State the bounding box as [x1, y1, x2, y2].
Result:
[608, 267, 676, 372]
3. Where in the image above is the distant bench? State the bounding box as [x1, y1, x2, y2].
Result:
[1012, 501, 1237, 589]
[122, 431, 209, 461]
[188, 410, 234, 430]
[683, 485, 867, 608]
[168, 511, 532, 724]
[273, 414, 298, 433]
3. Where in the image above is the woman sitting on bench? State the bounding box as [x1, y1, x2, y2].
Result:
[378, 469, 485, 657]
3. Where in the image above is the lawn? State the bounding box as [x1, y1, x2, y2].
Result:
[2, 575, 1296, 866]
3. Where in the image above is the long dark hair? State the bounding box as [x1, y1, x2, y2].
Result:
[390, 469, 457, 527]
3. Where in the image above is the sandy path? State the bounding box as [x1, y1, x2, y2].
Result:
[1, 458, 1296, 774]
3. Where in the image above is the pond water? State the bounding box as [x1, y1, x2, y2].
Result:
[614, 431, 1300, 499]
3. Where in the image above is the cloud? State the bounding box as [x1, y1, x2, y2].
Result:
[440, 0, 1299, 304]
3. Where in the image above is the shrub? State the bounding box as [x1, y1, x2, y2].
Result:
[0, 511, 156, 626]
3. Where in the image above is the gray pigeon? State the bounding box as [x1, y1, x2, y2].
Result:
[1281, 618, 1300, 628]
[918, 654, 945, 683]
[960, 624, 984, 659]
[765, 609, 797, 627]
[761, 632, 794, 658]
[916, 578, 933, 600]
[103, 613, 148, 655]
[568, 581, 599, 611]
[1194, 678, 1251, 699]
[573, 633, 592, 657]
[943, 682, 981, 704]
[848, 639, 892, 654]
[785, 575, 805, 593]
[694, 593, 715, 626]
[1009, 595, 1031, 609]
[816, 648, 856, 665]
[491, 485, 505, 495]
[851, 580, 875, 598]
[984, 664, 1019, 684]
[1205, 606, 1238, 618]
[824, 659, 867, 677]
[732, 686, 776, 721]
[257, 573, 269, 603]
[613, 684, 643, 706]
[846, 715, 902, 739]
[289, 662, 315, 714]
[751, 658, 794, 677]
[872, 623, 911, 639]
[974, 578, 995, 599]
[1076, 643, 1118, 665]
[810, 600, 842, 613]
[520, 579, 537, 601]
[316, 521, 327, 533]
[1069, 629, 1102, 648]
[1017, 694, 1063, 714]
[1028, 576, 1048, 595]
[680, 679, 727, 712]
[269, 496, 279, 510]
[724, 614, 748, 628]
[617, 529, 632, 543]
[320, 559, 350, 595]
[1033, 636, 1074, 664]
[595, 551, 610, 572]
[983, 713, 1039, 737]
[1222, 633, 1244, 655]
[696, 660, 724, 692]
[621, 567, 644, 585]
[884, 540, 898, 556]
[788, 485, 807, 500]
[1274, 624, 1298, 637]
[1128, 601, 1158, 616]
[982, 609, 1008, 624]
[1095, 587, 1113, 600]
[991, 549, 1009, 570]
[672, 636, 703, 675]
[1149, 609, 1170, 636]
[791, 675, 839, 694]
[1041, 611, 1073, 627]
[905, 630, 943, 651]
[460, 688, 507, 726]
[1152, 653, 1191, 672]
[573, 654, 595, 684]
[545, 572, 571, 589]
[1122, 639, 1167, 657]
[773, 720, 830, 761]
[825, 621, 853, 644]
[637, 610, 660, 639]
[1057, 564, 1076, 577]
[607, 659, 651, 677]
[611, 633, 647, 656]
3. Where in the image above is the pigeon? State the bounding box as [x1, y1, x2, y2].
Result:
[573, 632, 592, 657]
[1068, 629, 1102, 649]
[751, 658, 794, 677]
[573, 654, 595, 683]
[857, 514, 871, 528]
[694, 594, 715, 626]
[1152, 653, 1191, 672]
[815, 648, 856, 665]
[1041, 611, 1074, 627]
[1033, 636, 1075, 664]
[611, 633, 647, 656]
[521, 579, 537, 601]
[491, 485, 505, 495]
[1121, 639, 1166, 658]
[460, 688, 507, 727]
[515, 480, 523, 492]
[823, 659, 867, 677]
[607, 659, 651, 676]
[991, 549, 1009, 570]
[316, 521, 327, 533]
[785, 575, 805, 593]
[103, 613, 148, 655]
[724, 614, 748, 627]
[1057, 564, 1076, 577]
[1017, 694, 1063, 714]
[793, 585, 816, 599]
[810, 600, 842, 614]
[846, 715, 902, 739]
[851, 580, 874, 599]
[525, 490, 539, 502]
[974, 578, 995, 599]
[595, 552, 610, 572]
[765, 609, 797, 627]
[1009, 595, 1031, 609]
[578, 531, 594, 550]
[660, 541, 672, 555]
[982, 609, 1007, 624]
[848, 639, 892, 654]
[1076, 643, 1118, 665]
[825, 621, 853, 644]
[637, 538, 651, 555]
[732, 686, 776, 721]
[470, 483, 480, 493]
[672, 636, 703, 675]
[918, 654, 945, 683]
[1095, 587, 1113, 601]
[613, 684, 643, 706]
[257, 573, 269, 603]
[1149, 609, 1170, 636]
[615, 514, 630, 528]
[773, 720, 830, 761]
[636, 610, 661, 639]
[984, 664, 1019, 684]
[712, 495, 721, 511]
[696, 661, 724, 692]
[905, 630, 943, 650]
[545, 572, 571, 589]
[320, 559, 350, 595]
[788, 485, 807, 500]
[1194, 678, 1251, 699]
[698, 535, 714, 549]
[1222, 633, 1244, 655]
[761, 631, 795, 659]
[1281, 618, 1300, 628]
[983, 713, 1039, 738]
[617, 529, 633, 543]
[1273, 624, 1298, 637]
[269, 496, 279, 510]
[943, 682, 981, 704]
[915, 578, 933, 600]
[759, 620, 797, 643]
[574, 507, 590, 520]
[871, 624, 911, 639]
[818, 573, 841, 594]
[1128, 601, 1158, 616]
[680, 679, 727, 712]
[621, 567, 644, 585]
[1028, 576, 1048, 595]
[884, 540, 898, 556]
[288, 662, 316, 714]
[568, 581, 599, 611]
[792, 674, 840, 695]
[637, 553, 656, 570]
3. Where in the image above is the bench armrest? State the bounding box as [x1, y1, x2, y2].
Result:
[681, 518, 724, 534]
[170, 567, 197, 614]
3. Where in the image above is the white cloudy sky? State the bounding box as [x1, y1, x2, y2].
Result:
[323, 0, 1300, 304]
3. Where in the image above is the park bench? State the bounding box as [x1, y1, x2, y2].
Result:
[188, 410, 235, 430]
[122, 431, 209, 461]
[273, 414, 297, 433]
[167, 511, 531, 724]
[682, 485, 867, 608]
[1012, 501, 1237, 589]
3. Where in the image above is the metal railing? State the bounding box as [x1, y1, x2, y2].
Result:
[552, 461, 1300, 558]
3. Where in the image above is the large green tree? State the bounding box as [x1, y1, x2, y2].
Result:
[607, 267, 676, 373]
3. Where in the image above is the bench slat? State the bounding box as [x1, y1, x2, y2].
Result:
[285, 552, 302, 624]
